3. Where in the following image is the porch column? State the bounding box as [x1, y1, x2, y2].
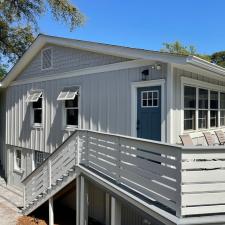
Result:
[80, 176, 88, 225]
[111, 196, 121, 225]
[167, 63, 174, 143]
[49, 197, 54, 225]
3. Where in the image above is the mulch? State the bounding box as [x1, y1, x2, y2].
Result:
[17, 216, 48, 225]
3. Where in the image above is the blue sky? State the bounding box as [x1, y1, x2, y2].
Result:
[38, 0, 225, 55]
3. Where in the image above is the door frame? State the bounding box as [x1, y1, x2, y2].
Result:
[131, 79, 165, 142]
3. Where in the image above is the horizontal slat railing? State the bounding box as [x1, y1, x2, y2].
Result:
[78, 131, 182, 215]
[23, 133, 79, 206]
[181, 147, 225, 216]
[23, 129, 225, 218]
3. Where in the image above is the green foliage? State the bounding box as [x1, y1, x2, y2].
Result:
[0, 0, 85, 75]
[0, 65, 7, 78]
[211, 51, 225, 68]
[161, 41, 212, 63]
[161, 41, 197, 55]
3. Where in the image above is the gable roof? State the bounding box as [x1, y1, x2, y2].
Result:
[1, 34, 225, 87]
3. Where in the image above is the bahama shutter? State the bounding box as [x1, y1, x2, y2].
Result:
[26, 90, 42, 102]
[57, 86, 79, 101]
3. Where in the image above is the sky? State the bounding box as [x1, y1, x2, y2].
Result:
[38, 0, 225, 55]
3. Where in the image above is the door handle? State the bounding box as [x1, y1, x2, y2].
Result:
[136, 119, 140, 130]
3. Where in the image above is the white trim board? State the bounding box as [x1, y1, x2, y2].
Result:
[131, 79, 166, 142]
[180, 76, 225, 135]
[3, 34, 225, 88]
[11, 59, 153, 86]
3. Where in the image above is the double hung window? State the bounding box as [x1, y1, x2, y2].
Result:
[183, 85, 225, 131]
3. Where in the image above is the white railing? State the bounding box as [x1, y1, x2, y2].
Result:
[22, 129, 225, 218]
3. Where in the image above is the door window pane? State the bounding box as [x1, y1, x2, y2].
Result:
[141, 91, 159, 107]
[184, 110, 195, 130]
[184, 86, 196, 108]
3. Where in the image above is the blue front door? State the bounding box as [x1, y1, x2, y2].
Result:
[137, 86, 161, 141]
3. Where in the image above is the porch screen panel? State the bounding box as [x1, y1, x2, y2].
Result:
[184, 86, 196, 130]
[220, 93, 225, 126]
[210, 91, 218, 127]
[198, 89, 208, 129]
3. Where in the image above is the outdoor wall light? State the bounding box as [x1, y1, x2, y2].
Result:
[141, 69, 149, 81]
[156, 64, 161, 70]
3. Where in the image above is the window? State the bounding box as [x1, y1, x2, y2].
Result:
[198, 89, 208, 129]
[26, 90, 43, 126]
[57, 86, 79, 128]
[210, 91, 218, 127]
[14, 149, 22, 171]
[220, 93, 225, 126]
[141, 91, 159, 108]
[65, 98, 79, 126]
[41, 48, 52, 70]
[35, 151, 49, 168]
[184, 86, 196, 130]
[183, 84, 225, 131]
[33, 96, 42, 124]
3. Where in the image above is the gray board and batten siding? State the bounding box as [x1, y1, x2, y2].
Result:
[5, 44, 167, 154]
[16, 44, 130, 81]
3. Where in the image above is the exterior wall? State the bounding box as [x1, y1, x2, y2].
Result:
[121, 202, 164, 225]
[0, 90, 6, 173]
[7, 145, 33, 191]
[6, 64, 167, 154]
[173, 67, 225, 144]
[88, 182, 106, 224]
[16, 44, 130, 81]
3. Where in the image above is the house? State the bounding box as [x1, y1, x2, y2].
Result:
[0, 34, 225, 225]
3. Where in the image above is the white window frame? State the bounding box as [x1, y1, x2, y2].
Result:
[141, 90, 159, 108]
[181, 77, 225, 133]
[61, 86, 81, 131]
[41, 47, 53, 71]
[14, 148, 23, 173]
[29, 90, 44, 128]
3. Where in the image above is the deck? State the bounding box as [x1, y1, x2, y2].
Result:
[22, 129, 225, 224]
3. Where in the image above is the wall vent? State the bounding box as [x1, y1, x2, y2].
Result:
[41, 48, 52, 70]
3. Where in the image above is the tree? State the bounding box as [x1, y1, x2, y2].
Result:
[0, 65, 7, 78]
[161, 41, 197, 55]
[0, 0, 85, 77]
[161, 41, 211, 62]
[211, 51, 225, 68]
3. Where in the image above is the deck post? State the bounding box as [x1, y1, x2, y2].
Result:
[80, 176, 88, 225]
[76, 176, 80, 225]
[105, 193, 110, 225]
[49, 197, 54, 225]
[111, 196, 121, 225]
[176, 151, 182, 217]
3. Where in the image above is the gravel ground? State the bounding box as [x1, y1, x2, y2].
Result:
[0, 179, 23, 225]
